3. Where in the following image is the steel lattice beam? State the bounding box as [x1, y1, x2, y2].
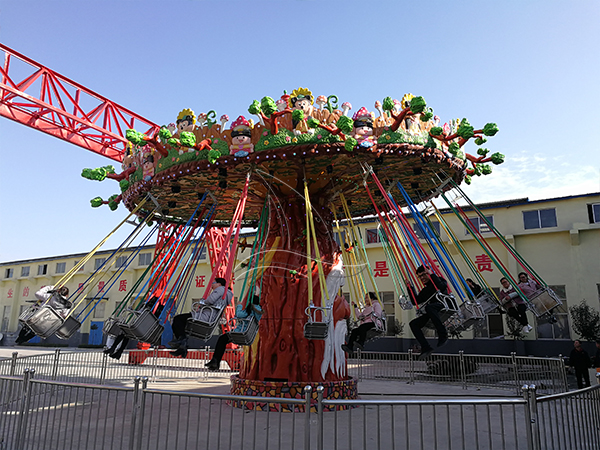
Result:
[0, 43, 159, 162]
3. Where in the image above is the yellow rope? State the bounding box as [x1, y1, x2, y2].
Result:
[304, 180, 329, 310]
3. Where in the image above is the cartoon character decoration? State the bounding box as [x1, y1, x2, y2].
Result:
[401, 93, 421, 135]
[121, 143, 139, 172]
[352, 107, 377, 148]
[141, 146, 155, 181]
[176, 108, 196, 134]
[288, 87, 315, 135]
[229, 116, 254, 157]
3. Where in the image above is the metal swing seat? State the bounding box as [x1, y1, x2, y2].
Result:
[445, 300, 485, 334]
[474, 289, 500, 314]
[526, 287, 563, 320]
[102, 316, 123, 337]
[303, 304, 332, 340]
[55, 316, 82, 340]
[227, 314, 260, 346]
[365, 311, 387, 342]
[23, 305, 65, 339]
[420, 292, 460, 330]
[185, 303, 226, 341]
[117, 308, 164, 345]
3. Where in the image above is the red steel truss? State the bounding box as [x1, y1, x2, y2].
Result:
[0, 43, 159, 162]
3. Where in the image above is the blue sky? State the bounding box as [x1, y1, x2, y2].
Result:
[0, 0, 599, 262]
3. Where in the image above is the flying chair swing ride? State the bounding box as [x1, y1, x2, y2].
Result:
[0, 43, 564, 405]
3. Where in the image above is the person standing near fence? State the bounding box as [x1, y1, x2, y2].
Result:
[569, 340, 592, 389]
[594, 340, 600, 379]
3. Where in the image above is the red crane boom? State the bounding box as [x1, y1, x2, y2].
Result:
[0, 43, 159, 162]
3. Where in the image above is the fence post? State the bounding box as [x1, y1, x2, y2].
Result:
[135, 377, 149, 450]
[304, 385, 312, 450]
[51, 348, 61, 381]
[522, 384, 541, 450]
[408, 349, 414, 385]
[10, 351, 18, 376]
[459, 350, 467, 390]
[512, 352, 520, 395]
[129, 377, 141, 450]
[522, 384, 534, 450]
[100, 351, 108, 385]
[316, 385, 324, 450]
[558, 354, 569, 391]
[15, 368, 35, 449]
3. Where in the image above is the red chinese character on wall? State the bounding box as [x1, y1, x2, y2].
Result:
[7, 289, 13, 298]
[98, 281, 105, 292]
[119, 280, 127, 292]
[195, 275, 206, 288]
[374, 261, 389, 277]
[475, 254, 493, 272]
[22, 287, 30, 297]
[77, 283, 84, 292]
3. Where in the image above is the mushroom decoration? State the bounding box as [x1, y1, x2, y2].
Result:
[197, 112, 208, 128]
[393, 99, 402, 113]
[316, 95, 327, 110]
[341, 102, 352, 117]
[167, 123, 177, 134]
[276, 99, 287, 112]
[219, 114, 229, 132]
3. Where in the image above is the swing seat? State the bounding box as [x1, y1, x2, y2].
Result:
[185, 305, 225, 340]
[365, 312, 387, 341]
[227, 315, 259, 346]
[303, 305, 331, 340]
[398, 295, 414, 310]
[421, 293, 460, 330]
[445, 301, 485, 333]
[527, 288, 562, 318]
[118, 309, 164, 345]
[18, 305, 40, 325]
[102, 316, 123, 337]
[475, 289, 500, 314]
[55, 316, 82, 340]
[24, 305, 65, 338]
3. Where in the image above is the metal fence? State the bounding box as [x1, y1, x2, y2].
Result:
[0, 349, 569, 395]
[1, 370, 599, 450]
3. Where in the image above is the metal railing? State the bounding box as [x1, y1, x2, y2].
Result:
[0, 350, 570, 395]
[1, 370, 598, 450]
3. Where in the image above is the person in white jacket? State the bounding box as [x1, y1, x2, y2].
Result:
[15, 285, 71, 344]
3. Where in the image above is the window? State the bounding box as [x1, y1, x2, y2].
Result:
[4, 268, 13, 279]
[37, 264, 48, 276]
[379, 291, 396, 336]
[535, 285, 570, 340]
[116, 256, 128, 268]
[94, 258, 106, 270]
[366, 228, 380, 244]
[588, 203, 600, 224]
[523, 208, 557, 230]
[414, 221, 441, 240]
[93, 301, 106, 319]
[74, 261, 84, 272]
[20, 266, 30, 277]
[138, 253, 152, 266]
[464, 216, 493, 235]
[55, 262, 66, 274]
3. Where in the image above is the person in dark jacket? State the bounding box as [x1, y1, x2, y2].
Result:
[409, 266, 449, 360]
[569, 340, 592, 389]
[594, 339, 600, 377]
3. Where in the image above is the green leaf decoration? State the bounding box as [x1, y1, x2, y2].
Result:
[248, 100, 261, 115]
[307, 117, 320, 128]
[455, 149, 465, 160]
[382, 97, 394, 112]
[424, 135, 437, 149]
[108, 194, 119, 211]
[481, 164, 493, 175]
[159, 127, 173, 141]
[207, 149, 221, 164]
[292, 109, 305, 122]
[474, 164, 483, 176]
[409, 96, 426, 114]
[345, 137, 357, 152]
[490, 152, 505, 164]
[167, 138, 180, 147]
[261, 97, 277, 117]
[430, 126, 443, 136]
[483, 123, 499, 136]
[104, 165, 116, 174]
[336, 115, 353, 134]
[474, 136, 487, 145]
[81, 168, 95, 180]
[180, 131, 196, 147]
[465, 175, 472, 185]
[126, 129, 147, 146]
[448, 142, 460, 155]
[420, 111, 433, 122]
[90, 197, 103, 208]
[456, 118, 475, 140]
[119, 180, 130, 192]
[477, 147, 489, 156]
